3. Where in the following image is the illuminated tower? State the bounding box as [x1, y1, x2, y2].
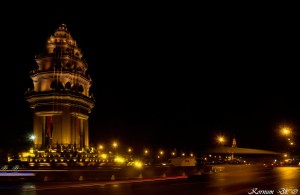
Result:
[232, 138, 237, 148]
[25, 24, 95, 150]
[231, 138, 237, 161]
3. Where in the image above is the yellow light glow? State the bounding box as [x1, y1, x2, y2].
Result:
[114, 156, 125, 164]
[21, 152, 29, 157]
[281, 127, 291, 136]
[30, 135, 35, 140]
[217, 136, 225, 144]
[134, 161, 143, 168]
[112, 142, 118, 148]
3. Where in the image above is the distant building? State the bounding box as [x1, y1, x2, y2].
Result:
[25, 24, 95, 151]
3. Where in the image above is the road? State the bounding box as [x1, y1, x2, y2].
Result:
[1, 165, 300, 195]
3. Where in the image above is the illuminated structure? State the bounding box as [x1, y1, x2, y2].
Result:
[232, 138, 237, 148]
[25, 24, 95, 150]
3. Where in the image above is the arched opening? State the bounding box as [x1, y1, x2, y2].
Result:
[65, 82, 71, 89]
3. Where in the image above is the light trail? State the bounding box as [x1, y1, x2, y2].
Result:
[22, 175, 188, 191]
[0, 172, 35, 176]
[0, 169, 67, 172]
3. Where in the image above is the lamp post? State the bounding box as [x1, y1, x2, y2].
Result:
[29, 134, 35, 149]
[30, 135, 35, 145]
[280, 126, 296, 161]
[281, 127, 291, 137]
[127, 147, 132, 161]
[144, 149, 149, 155]
[128, 147, 132, 153]
[112, 141, 118, 155]
[217, 136, 225, 147]
[98, 144, 104, 154]
[216, 135, 226, 162]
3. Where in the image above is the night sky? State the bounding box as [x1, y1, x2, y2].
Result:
[0, 4, 298, 154]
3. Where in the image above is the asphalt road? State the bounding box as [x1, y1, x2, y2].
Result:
[1, 165, 300, 195]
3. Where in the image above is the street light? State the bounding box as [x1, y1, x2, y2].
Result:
[281, 127, 291, 137]
[99, 144, 104, 150]
[279, 126, 295, 145]
[98, 144, 104, 153]
[112, 141, 118, 155]
[30, 135, 35, 141]
[128, 147, 132, 153]
[279, 126, 296, 160]
[29, 134, 35, 149]
[112, 141, 118, 149]
[127, 147, 132, 157]
[144, 149, 149, 155]
[217, 136, 225, 146]
[171, 152, 176, 157]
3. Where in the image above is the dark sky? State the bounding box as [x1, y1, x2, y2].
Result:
[0, 4, 298, 153]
